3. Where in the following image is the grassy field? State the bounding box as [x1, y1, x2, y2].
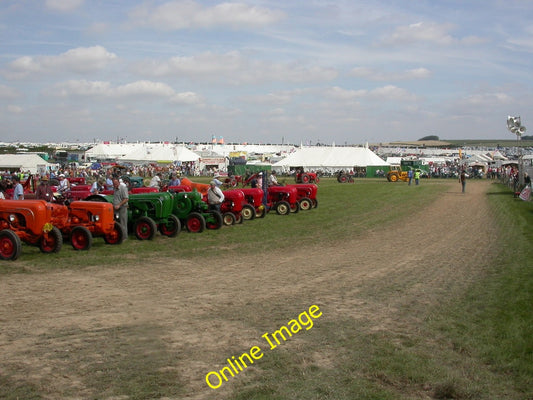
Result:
[1, 178, 532, 399]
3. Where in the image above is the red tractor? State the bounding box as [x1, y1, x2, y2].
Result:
[295, 169, 320, 184]
[50, 201, 126, 250]
[0, 199, 64, 260]
[285, 184, 318, 210]
[219, 189, 246, 225]
[266, 186, 300, 215]
[240, 188, 266, 219]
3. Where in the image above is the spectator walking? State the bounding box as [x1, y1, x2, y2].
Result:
[207, 180, 224, 212]
[414, 169, 421, 185]
[12, 176, 24, 200]
[459, 170, 466, 193]
[408, 169, 413, 186]
[35, 176, 54, 202]
[113, 177, 129, 236]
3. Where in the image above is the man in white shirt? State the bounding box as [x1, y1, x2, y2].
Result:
[207, 181, 224, 212]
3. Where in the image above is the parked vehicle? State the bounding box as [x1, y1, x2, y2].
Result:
[171, 190, 223, 233]
[266, 186, 299, 215]
[0, 199, 63, 260]
[285, 184, 318, 210]
[239, 188, 265, 219]
[219, 189, 246, 225]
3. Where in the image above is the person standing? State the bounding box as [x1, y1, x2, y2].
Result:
[407, 168, 413, 185]
[207, 180, 224, 212]
[35, 176, 54, 202]
[459, 170, 466, 193]
[414, 169, 421, 185]
[12, 175, 24, 200]
[113, 177, 129, 236]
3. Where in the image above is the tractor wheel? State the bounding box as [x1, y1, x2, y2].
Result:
[275, 201, 290, 215]
[314, 176, 320, 183]
[85, 194, 107, 202]
[40, 226, 63, 253]
[230, 178, 238, 187]
[205, 211, 223, 230]
[290, 202, 300, 213]
[0, 229, 22, 260]
[389, 174, 398, 182]
[223, 212, 236, 226]
[241, 204, 256, 220]
[159, 214, 181, 238]
[257, 205, 267, 218]
[299, 197, 312, 211]
[301, 174, 310, 183]
[134, 216, 157, 240]
[235, 213, 244, 224]
[70, 226, 93, 251]
[104, 223, 126, 245]
[312, 198, 319, 208]
[186, 212, 206, 233]
[339, 175, 347, 183]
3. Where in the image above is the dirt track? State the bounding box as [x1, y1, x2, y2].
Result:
[0, 180, 500, 399]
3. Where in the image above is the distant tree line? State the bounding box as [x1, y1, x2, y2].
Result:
[418, 135, 439, 141]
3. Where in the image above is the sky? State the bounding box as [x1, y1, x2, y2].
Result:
[0, 0, 532, 145]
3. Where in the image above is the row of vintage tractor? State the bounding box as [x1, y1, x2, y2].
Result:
[0, 175, 318, 260]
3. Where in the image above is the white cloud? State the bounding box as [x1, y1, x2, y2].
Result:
[134, 51, 337, 84]
[7, 105, 23, 113]
[4, 46, 117, 78]
[45, 0, 84, 12]
[382, 22, 456, 46]
[48, 79, 202, 104]
[0, 84, 20, 99]
[128, 0, 285, 30]
[350, 67, 431, 81]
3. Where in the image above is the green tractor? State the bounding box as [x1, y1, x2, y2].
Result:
[171, 190, 223, 233]
[87, 191, 181, 240]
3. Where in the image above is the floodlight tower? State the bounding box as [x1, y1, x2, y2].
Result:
[506, 115, 526, 186]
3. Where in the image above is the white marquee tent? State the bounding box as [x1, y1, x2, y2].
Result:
[85, 143, 199, 163]
[0, 154, 55, 174]
[272, 147, 389, 172]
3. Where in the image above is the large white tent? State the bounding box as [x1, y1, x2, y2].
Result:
[273, 147, 389, 172]
[0, 154, 55, 174]
[85, 143, 199, 163]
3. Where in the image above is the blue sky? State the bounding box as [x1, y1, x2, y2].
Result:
[1, 0, 532, 144]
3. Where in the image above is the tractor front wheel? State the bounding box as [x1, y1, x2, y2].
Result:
[223, 212, 236, 226]
[241, 204, 256, 220]
[275, 201, 290, 215]
[186, 212, 206, 233]
[257, 205, 267, 218]
[299, 197, 312, 211]
[40, 226, 63, 253]
[159, 214, 181, 237]
[134, 216, 157, 240]
[70, 226, 93, 250]
[205, 211, 223, 230]
[0, 229, 22, 260]
[104, 223, 126, 244]
[290, 202, 300, 213]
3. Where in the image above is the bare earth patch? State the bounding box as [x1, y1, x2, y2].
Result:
[0, 180, 501, 399]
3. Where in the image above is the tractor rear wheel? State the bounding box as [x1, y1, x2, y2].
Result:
[389, 174, 398, 182]
[290, 202, 300, 213]
[301, 174, 310, 183]
[0, 229, 22, 260]
[299, 197, 312, 211]
[205, 211, 223, 230]
[257, 205, 267, 218]
[134, 216, 157, 240]
[70, 226, 93, 250]
[241, 204, 256, 220]
[40, 226, 63, 253]
[275, 201, 290, 215]
[159, 214, 181, 237]
[186, 212, 206, 233]
[223, 212, 236, 226]
[104, 223, 126, 244]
